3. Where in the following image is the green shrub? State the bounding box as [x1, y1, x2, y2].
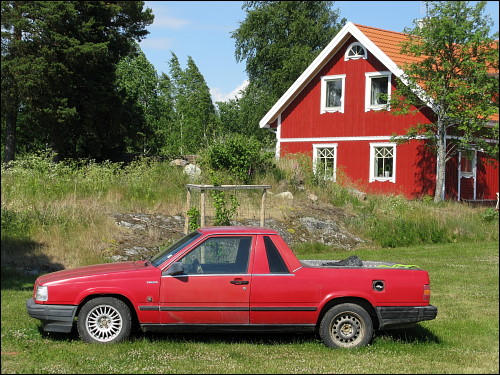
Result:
[199, 134, 273, 184]
[1, 208, 32, 240]
[365, 216, 450, 248]
[482, 207, 499, 222]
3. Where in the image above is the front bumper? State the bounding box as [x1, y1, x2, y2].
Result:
[375, 305, 438, 330]
[26, 298, 78, 333]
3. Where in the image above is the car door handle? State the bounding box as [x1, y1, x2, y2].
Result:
[230, 280, 249, 285]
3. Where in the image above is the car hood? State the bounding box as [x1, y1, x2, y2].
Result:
[37, 261, 144, 285]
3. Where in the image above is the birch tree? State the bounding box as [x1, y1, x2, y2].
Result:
[391, 1, 498, 202]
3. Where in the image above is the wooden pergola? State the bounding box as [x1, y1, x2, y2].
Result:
[184, 184, 271, 233]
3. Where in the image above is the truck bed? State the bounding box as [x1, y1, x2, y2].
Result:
[300, 255, 421, 270]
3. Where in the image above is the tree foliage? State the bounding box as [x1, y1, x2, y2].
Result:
[168, 53, 217, 155]
[232, 1, 345, 99]
[199, 133, 273, 184]
[231, 1, 346, 145]
[116, 45, 174, 155]
[390, 1, 499, 202]
[1, 1, 154, 162]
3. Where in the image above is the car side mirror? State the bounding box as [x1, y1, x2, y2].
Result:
[163, 262, 184, 276]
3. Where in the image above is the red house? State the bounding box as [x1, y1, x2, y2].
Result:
[259, 22, 499, 201]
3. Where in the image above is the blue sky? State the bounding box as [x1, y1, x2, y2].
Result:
[139, 1, 499, 103]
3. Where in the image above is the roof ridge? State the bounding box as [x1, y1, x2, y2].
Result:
[353, 23, 409, 37]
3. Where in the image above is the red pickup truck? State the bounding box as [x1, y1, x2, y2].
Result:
[26, 226, 437, 348]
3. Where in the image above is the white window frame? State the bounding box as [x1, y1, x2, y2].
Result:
[345, 42, 367, 61]
[458, 150, 476, 179]
[365, 71, 391, 112]
[313, 144, 338, 182]
[320, 74, 346, 114]
[369, 143, 396, 183]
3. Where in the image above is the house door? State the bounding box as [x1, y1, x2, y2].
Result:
[458, 151, 476, 200]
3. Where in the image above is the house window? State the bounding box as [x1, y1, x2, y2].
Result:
[345, 42, 367, 60]
[365, 72, 391, 111]
[460, 151, 476, 178]
[321, 75, 346, 113]
[313, 144, 337, 181]
[370, 143, 396, 183]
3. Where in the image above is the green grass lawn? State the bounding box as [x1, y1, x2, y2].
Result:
[1, 241, 498, 374]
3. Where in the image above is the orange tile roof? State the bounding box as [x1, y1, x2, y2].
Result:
[354, 23, 498, 122]
[354, 24, 424, 67]
[355, 23, 498, 73]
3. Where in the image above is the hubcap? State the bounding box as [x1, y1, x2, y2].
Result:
[331, 313, 363, 347]
[86, 304, 123, 342]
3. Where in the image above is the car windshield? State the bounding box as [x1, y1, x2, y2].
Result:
[150, 231, 202, 267]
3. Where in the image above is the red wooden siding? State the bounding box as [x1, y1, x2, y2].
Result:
[476, 155, 499, 200]
[274, 32, 499, 201]
[445, 153, 499, 201]
[279, 36, 434, 140]
[281, 139, 437, 198]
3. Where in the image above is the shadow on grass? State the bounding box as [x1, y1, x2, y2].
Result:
[1, 266, 38, 291]
[1, 237, 64, 290]
[141, 325, 440, 346]
[36, 327, 320, 346]
[36, 324, 440, 347]
[37, 326, 81, 342]
[377, 324, 440, 344]
[140, 331, 319, 346]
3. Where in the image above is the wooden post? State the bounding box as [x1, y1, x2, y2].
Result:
[200, 189, 206, 227]
[184, 187, 191, 234]
[260, 188, 267, 227]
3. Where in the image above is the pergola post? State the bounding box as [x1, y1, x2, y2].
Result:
[200, 189, 206, 227]
[260, 188, 267, 227]
[184, 187, 191, 234]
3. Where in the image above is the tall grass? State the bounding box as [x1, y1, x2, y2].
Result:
[1, 152, 498, 270]
[261, 154, 498, 248]
[348, 194, 498, 247]
[1, 154, 190, 269]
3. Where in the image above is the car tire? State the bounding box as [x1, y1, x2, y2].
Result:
[319, 303, 373, 348]
[77, 297, 131, 344]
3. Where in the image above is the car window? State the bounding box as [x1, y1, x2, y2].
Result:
[264, 236, 289, 273]
[150, 231, 202, 267]
[179, 236, 252, 275]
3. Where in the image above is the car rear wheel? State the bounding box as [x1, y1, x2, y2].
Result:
[77, 297, 131, 344]
[319, 303, 373, 348]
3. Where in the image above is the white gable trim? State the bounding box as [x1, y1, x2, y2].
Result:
[259, 22, 434, 128]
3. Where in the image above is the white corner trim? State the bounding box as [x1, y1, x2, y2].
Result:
[275, 114, 282, 159]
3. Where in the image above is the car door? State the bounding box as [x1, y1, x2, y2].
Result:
[249, 235, 319, 325]
[159, 235, 253, 324]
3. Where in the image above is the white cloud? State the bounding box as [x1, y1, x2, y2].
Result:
[211, 80, 249, 103]
[140, 37, 175, 50]
[145, 1, 190, 30]
[150, 15, 190, 30]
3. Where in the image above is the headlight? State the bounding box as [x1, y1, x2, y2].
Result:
[35, 285, 48, 301]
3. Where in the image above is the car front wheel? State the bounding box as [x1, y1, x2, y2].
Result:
[319, 303, 373, 348]
[77, 297, 131, 344]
